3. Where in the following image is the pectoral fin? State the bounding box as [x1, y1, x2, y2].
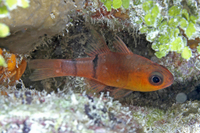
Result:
[86, 79, 132, 99]
[85, 79, 107, 95]
[109, 88, 132, 99]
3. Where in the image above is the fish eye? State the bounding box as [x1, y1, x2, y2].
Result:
[149, 72, 163, 86]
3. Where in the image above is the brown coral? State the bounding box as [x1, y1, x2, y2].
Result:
[0, 48, 27, 87]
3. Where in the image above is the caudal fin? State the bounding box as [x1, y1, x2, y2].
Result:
[29, 59, 65, 81]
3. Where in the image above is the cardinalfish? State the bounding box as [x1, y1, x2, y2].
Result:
[0, 48, 27, 87]
[29, 30, 174, 99]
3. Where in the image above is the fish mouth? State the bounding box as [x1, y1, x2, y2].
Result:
[164, 74, 174, 88]
[169, 76, 174, 85]
[160, 65, 174, 88]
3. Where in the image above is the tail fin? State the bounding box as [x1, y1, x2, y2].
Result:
[29, 59, 66, 81]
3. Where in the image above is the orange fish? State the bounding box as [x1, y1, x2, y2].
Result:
[0, 48, 27, 87]
[29, 30, 174, 99]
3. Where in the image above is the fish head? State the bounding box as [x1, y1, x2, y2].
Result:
[128, 62, 174, 92]
[141, 63, 174, 91]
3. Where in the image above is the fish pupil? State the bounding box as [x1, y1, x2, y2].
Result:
[152, 76, 160, 83]
[149, 72, 163, 86]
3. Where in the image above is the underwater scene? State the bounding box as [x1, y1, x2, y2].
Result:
[0, 0, 200, 132]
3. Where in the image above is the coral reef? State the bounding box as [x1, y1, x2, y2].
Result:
[0, 0, 84, 54]
[0, 85, 200, 132]
[79, 0, 200, 60]
[0, 48, 26, 86]
[0, 88, 140, 132]
[0, 0, 200, 132]
[0, 0, 30, 38]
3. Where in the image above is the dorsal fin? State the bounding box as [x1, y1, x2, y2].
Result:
[85, 29, 110, 57]
[113, 35, 133, 54]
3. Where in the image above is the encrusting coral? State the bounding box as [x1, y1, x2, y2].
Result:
[0, 85, 200, 132]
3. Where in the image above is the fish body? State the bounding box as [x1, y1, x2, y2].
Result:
[92, 52, 173, 92]
[29, 30, 174, 98]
